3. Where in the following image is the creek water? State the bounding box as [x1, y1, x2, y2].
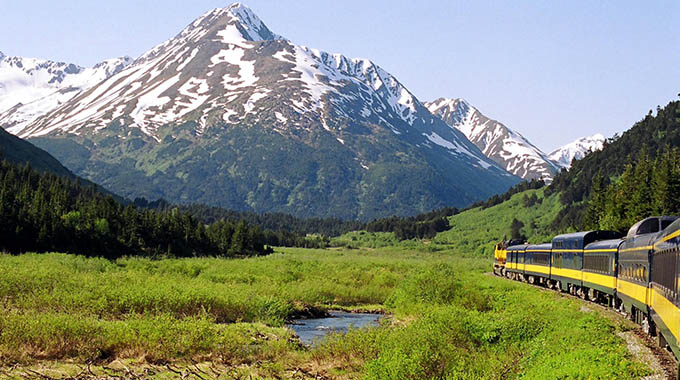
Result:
[287, 311, 382, 345]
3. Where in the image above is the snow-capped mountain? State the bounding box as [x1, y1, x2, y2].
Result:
[426, 98, 559, 181]
[548, 133, 606, 169]
[18, 3, 519, 219]
[0, 53, 132, 133]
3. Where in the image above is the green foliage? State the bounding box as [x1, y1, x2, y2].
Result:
[0, 127, 73, 177]
[434, 188, 563, 255]
[143, 200, 365, 237]
[585, 147, 680, 233]
[364, 207, 456, 240]
[0, 160, 272, 258]
[0, 249, 650, 378]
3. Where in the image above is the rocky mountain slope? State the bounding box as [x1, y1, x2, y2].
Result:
[548, 133, 606, 169]
[426, 97, 559, 182]
[0, 52, 132, 133]
[17, 3, 519, 219]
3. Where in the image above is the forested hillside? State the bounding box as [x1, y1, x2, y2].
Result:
[0, 160, 275, 258]
[583, 147, 680, 232]
[548, 100, 680, 229]
[142, 201, 365, 237]
[0, 127, 74, 177]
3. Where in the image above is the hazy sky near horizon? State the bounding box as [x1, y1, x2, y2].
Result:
[2, 1, 678, 151]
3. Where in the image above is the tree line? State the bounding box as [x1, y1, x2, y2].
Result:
[136, 200, 364, 238]
[0, 160, 277, 258]
[365, 207, 458, 240]
[582, 146, 680, 233]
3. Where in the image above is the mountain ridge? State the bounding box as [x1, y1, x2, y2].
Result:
[425, 97, 559, 181]
[0, 53, 132, 133]
[17, 3, 520, 219]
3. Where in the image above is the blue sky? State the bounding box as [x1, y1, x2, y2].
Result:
[2, 1, 678, 151]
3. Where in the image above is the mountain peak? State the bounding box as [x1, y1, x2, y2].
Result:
[548, 133, 606, 169]
[0, 51, 5, 60]
[189, 2, 283, 44]
[426, 97, 559, 181]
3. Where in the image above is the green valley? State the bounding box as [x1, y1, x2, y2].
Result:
[0, 248, 651, 379]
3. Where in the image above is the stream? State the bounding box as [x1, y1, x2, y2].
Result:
[287, 311, 382, 345]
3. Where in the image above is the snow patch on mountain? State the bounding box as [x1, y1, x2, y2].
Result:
[548, 133, 605, 169]
[0, 54, 132, 133]
[426, 97, 558, 181]
[14, 3, 509, 179]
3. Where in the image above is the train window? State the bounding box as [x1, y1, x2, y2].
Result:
[661, 220, 674, 230]
[638, 218, 660, 235]
[584, 254, 610, 274]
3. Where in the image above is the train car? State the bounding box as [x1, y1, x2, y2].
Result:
[618, 216, 678, 325]
[494, 239, 525, 276]
[524, 243, 551, 286]
[551, 231, 621, 295]
[506, 244, 529, 281]
[493, 241, 508, 276]
[649, 218, 680, 359]
[582, 239, 622, 306]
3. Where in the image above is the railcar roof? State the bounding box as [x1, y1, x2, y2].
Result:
[507, 244, 529, 251]
[553, 230, 622, 248]
[584, 239, 623, 251]
[526, 243, 552, 251]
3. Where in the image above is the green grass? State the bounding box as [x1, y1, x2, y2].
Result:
[0, 248, 650, 379]
[434, 188, 564, 255]
[331, 188, 564, 256]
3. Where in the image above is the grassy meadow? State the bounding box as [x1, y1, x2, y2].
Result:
[0, 244, 651, 379]
[332, 188, 564, 255]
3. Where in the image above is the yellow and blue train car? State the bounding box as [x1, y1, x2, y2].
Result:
[551, 231, 621, 295]
[493, 241, 507, 276]
[506, 244, 529, 281]
[582, 239, 621, 305]
[524, 243, 551, 286]
[650, 218, 680, 359]
[617, 217, 677, 322]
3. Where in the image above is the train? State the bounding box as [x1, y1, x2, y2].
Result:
[494, 216, 680, 371]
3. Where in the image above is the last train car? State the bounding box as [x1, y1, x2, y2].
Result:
[649, 218, 680, 358]
[618, 216, 678, 324]
[551, 231, 621, 294]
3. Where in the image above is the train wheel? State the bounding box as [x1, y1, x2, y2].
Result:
[556, 281, 562, 292]
[587, 288, 597, 302]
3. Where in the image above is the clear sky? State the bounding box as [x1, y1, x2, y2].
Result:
[2, 1, 678, 152]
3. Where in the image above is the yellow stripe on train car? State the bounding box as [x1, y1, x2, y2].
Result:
[619, 246, 653, 253]
[550, 267, 582, 281]
[650, 287, 680, 343]
[582, 271, 616, 290]
[655, 230, 680, 248]
[617, 279, 649, 305]
[524, 264, 550, 275]
[552, 249, 584, 253]
[585, 249, 618, 253]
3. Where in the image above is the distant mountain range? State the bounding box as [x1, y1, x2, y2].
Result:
[0, 52, 132, 133]
[2, 3, 520, 220]
[548, 133, 606, 169]
[426, 98, 560, 182]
